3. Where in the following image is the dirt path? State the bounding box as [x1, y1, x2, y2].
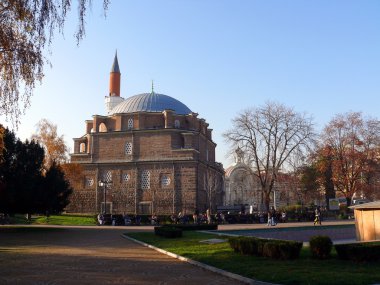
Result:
[0, 227, 246, 285]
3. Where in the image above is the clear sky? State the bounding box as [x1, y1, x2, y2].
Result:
[4, 0, 380, 167]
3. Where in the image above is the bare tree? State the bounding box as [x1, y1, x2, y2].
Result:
[31, 119, 68, 169]
[321, 111, 380, 205]
[203, 167, 224, 214]
[0, 0, 110, 126]
[224, 101, 316, 211]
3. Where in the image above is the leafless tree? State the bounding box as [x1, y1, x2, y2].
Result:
[203, 167, 224, 214]
[224, 101, 316, 211]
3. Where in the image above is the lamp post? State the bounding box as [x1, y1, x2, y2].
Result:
[99, 180, 112, 214]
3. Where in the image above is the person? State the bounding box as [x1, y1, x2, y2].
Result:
[97, 213, 104, 225]
[270, 206, 277, 226]
[170, 213, 178, 224]
[193, 209, 199, 224]
[124, 214, 131, 226]
[151, 213, 158, 225]
[206, 208, 211, 224]
[281, 211, 287, 223]
[177, 212, 183, 224]
[314, 206, 322, 225]
[267, 211, 272, 226]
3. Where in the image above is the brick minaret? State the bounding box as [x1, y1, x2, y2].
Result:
[105, 51, 124, 114]
[109, 51, 121, 97]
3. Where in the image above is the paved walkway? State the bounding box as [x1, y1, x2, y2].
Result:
[0, 226, 246, 285]
[0, 221, 356, 285]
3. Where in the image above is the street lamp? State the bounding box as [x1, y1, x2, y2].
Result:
[99, 180, 112, 214]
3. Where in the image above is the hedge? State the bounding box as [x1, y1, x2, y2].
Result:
[154, 226, 182, 238]
[335, 242, 380, 262]
[309, 236, 333, 259]
[161, 224, 218, 231]
[228, 236, 302, 260]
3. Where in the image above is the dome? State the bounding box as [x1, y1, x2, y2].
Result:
[109, 92, 192, 115]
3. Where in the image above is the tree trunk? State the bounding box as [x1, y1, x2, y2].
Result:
[263, 191, 271, 212]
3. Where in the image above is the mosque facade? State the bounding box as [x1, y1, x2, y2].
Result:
[66, 54, 224, 215]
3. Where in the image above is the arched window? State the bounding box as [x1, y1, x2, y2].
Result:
[125, 142, 133, 155]
[174, 119, 180, 128]
[128, 118, 133, 130]
[141, 170, 150, 190]
[99, 123, 107, 132]
[79, 143, 86, 153]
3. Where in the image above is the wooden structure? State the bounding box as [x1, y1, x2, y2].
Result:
[350, 201, 380, 241]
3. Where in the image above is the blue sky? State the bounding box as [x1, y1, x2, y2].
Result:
[6, 0, 380, 167]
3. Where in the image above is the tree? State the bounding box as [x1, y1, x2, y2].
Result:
[321, 112, 380, 205]
[41, 161, 73, 214]
[31, 118, 68, 169]
[0, 0, 110, 125]
[0, 128, 72, 215]
[0, 131, 45, 215]
[224, 101, 316, 211]
[203, 167, 223, 214]
[60, 162, 83, 187]
[312, 145, 335, 208]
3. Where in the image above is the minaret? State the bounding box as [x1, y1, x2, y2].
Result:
[105, 51, 124, 114]
[109, 51, 121, 97]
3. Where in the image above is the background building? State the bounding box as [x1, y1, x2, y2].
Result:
[66, 54, 224, 215]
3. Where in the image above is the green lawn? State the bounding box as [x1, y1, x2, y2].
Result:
[126, 231, 380, 285]
[10, 214, 97, 226]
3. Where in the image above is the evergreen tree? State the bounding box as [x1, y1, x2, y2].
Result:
[42, 162, 73, 214]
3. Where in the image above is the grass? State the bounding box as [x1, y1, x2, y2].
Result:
[126, 231, 380, 285]
[9, 214, 97, 226]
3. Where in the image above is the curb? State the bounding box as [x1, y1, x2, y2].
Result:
[122, 234, 279, 285]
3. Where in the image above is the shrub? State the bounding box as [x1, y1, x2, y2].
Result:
[262, 241, 281, 259]
[262, 240, 303, 260]
[228, 237, 259, 255]
[335, 242, 380, 262]
[228, 237, 302, 260]
[154, 226, 182, 238]
[163, 224, 217, 231]
[278, 241, 303, 260]
[309, 235, 333, 259]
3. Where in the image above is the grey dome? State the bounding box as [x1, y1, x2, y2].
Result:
[110, 92, 192, 115]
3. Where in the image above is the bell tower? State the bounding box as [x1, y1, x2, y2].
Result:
[105, 51, 124, 114]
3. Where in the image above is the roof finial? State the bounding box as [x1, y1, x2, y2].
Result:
[111, 50, 120, 73]
[151, 80, 154, 94]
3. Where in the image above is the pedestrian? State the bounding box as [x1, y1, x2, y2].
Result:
[314, 206, 322, 225]
[270, 206, 277, 226]
[193, 209, 199, 224]
[206, 208, 211, 224]
[267, 211, 272, 226]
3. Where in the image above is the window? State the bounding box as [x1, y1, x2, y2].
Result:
[161, 175, 171, 187]
[174, 119, 180, 128]
[99, 123, 107, 132]
[141, 170, 150, 189]
[80, 143, 86, 153]
[123, 173, 130, 182]
[128, 118, 133, 129]
[85, 177, 94, 187]
[125, 142, 133, 155]
[103, 171, 112, 183]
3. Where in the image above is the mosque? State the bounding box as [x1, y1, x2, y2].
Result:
[66, 53, 224, 215]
